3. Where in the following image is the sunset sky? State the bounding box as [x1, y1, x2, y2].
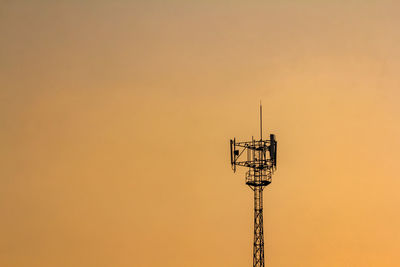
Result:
[1, 1, 400, 266]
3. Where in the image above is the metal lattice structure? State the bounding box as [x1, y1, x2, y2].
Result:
[230, 105, 277, 267]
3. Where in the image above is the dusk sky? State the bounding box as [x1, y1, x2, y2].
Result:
[1, 1, 400, 266]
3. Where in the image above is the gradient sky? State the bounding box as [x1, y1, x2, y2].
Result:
[1, 1, 400, 266]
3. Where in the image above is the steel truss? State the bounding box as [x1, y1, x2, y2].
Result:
[230, 136, 277, 267]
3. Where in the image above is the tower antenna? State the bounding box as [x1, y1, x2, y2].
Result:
[260, 101, 262, 140]
[229, 106, 278, 267]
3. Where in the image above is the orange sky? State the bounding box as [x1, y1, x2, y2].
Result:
[1, 1, 400, 266]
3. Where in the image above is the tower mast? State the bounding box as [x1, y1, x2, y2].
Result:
[230, 105, 277, 267]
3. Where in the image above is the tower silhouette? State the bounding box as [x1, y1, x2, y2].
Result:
[230, 104, 277, 267]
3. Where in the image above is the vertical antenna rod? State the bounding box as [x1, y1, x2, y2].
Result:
[260, 101, 262, 140]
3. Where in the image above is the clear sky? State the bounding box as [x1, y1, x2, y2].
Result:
[1, 1, 400, 266]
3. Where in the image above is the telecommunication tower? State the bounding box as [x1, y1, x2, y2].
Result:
[229, 104, 277, 267]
